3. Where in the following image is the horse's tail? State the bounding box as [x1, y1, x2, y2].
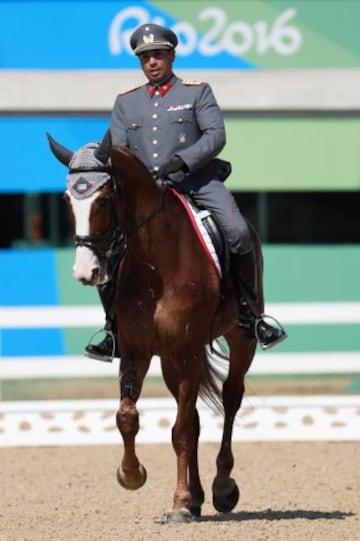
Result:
[198, 339, 229, 415]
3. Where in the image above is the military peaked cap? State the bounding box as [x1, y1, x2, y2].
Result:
[130, 24, 178, 55]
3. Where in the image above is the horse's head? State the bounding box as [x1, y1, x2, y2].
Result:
[47, 131, 120, 286]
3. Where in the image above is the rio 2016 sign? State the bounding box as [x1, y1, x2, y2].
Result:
[109, 5, 303, 60]
[0, 1, 358, 70]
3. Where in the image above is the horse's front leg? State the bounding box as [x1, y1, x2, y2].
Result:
[116, 353, 150, 490]
[161, 355, 204, 520]
[188, 407, 205, 517]
[166, 358, 202, 524]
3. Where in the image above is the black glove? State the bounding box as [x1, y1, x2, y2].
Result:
[157, 156, 187, 179]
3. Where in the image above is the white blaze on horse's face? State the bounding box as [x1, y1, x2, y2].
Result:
[67, 190, 108, 286]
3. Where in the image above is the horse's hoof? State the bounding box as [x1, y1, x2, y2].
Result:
[116, 464, 147, 490]
[212, 478, 240, 513]
[189, 504, 201, 517]
[166, 508, 194, 524]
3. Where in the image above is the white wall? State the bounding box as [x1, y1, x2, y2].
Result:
[1, 69, 360, 112]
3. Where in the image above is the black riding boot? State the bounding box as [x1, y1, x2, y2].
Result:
[231, 251, 287, 350]
[84, 281, 118, 362]
[84, 235, 125, 362]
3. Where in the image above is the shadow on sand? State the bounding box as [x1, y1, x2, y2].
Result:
[197, 509, 355, 523]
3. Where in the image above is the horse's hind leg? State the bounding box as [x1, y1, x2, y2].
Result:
[212, 329, 256, 513]
[116, 352, 150, 490]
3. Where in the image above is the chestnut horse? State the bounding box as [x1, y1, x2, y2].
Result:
[47, 132, 263, 523]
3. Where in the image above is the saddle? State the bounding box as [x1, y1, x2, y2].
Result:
[169, 188, 230, 281]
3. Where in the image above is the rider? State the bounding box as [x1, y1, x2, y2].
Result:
[85, 23, 287, 362]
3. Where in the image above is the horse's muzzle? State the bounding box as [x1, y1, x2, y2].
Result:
[72, 247, 107, 286]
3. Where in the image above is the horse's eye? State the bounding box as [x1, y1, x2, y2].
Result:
[98, 196, 110, 207]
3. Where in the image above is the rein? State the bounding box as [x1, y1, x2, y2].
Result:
[126, 186, 165, 238]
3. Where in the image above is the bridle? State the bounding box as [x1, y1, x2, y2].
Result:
[69, 165, 166, 258]
[69, 166, 121, 261]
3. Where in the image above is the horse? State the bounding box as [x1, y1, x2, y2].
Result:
[47, 131, 263, 523]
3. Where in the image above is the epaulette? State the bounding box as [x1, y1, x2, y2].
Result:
[182, 80, 204, 86]
[118, 85, 141, 96]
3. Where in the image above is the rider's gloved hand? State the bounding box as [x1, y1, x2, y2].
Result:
[157, 155, 188, 179]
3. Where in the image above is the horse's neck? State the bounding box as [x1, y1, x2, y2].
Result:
[112, 146, 163, 235]
[121, 173, 160, 227]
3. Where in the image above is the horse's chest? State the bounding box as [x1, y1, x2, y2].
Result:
[153, 288, 203, 335]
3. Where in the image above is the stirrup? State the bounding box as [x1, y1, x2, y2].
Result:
[84, 327, 116, 361]
[254, 314, 287, 351]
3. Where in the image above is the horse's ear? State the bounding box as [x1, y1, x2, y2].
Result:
[46, 133, 73, 166]
[94, 130, 112, 164]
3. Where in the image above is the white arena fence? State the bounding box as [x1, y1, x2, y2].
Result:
[1, 396, 359, 447]
[1, 302, 359, 446]
[1, 301, 360, 378]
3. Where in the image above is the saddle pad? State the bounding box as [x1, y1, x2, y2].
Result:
[170, 188, 221, 278]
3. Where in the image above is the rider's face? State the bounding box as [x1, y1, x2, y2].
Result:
[138, 49, 175, 84]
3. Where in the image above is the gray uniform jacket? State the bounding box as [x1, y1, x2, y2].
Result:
[110, 74, 225, 179]
[109, 74, 251, 254]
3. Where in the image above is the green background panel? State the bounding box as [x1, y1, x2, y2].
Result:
[263, 245, 360, 302]
[64, 327, 102, 355]
[267, 0, 360, 68]
[222, 117, 360, 191]
[56, 249, 98, 305]
[157, 0, 360, 68]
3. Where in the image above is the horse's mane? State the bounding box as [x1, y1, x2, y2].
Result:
[111, 145, 158, 189]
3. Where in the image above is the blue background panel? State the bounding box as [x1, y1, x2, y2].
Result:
[1, 328, 64, 356]
[0, 1, 252, 70]
[0, 249, 59, 305]
[0, 117, 109, 193]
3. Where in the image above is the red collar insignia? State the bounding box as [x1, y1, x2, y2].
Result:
[148, 81, 172, 98]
